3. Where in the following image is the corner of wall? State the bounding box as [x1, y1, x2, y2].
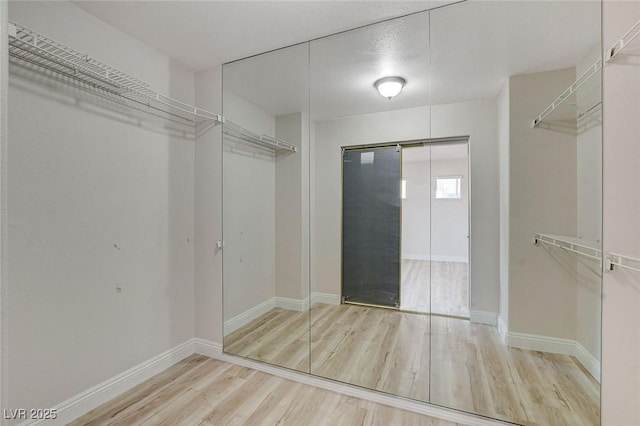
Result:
[194, 66, 224, 346]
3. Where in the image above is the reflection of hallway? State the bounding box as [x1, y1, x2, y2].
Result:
[401, 260, 469, 317]
[225, 303, 599, 425]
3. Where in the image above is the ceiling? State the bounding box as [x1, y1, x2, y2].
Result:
[73, 1, 601, 121]
[73, 0, 449, 71]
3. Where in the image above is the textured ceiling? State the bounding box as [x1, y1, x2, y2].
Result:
[72, 1, 601, 121]
[73, 0, 447, 71]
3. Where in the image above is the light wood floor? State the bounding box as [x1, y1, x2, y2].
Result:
[401, 259, 469, 317]
[70, 355, 461, 426]
[225, 304, 600, 426]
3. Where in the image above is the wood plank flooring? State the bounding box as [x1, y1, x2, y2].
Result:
[401, 260, 469, 317]
[70, 355, 461, 426]
[225, 304, 600, 426]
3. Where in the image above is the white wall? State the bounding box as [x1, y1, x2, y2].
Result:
[313, 100, 499, 314]
[431, 101, 499, 315]
[6, 1, 196, 416]
[430, 157, 469, 262]
[402, 152, 469, 263]
[275, 113, 309, 302]
[602, 1, 640, 423]
[508, 68, 578, 340]
[401, 152, 431, 261]
[194, 66, 223, 345]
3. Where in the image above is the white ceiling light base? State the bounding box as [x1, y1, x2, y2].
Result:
[374, 76, 406, 99]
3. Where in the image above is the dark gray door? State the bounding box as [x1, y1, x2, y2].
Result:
[342, 148, 401, 308]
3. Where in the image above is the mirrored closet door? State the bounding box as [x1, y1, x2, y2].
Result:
[427, 2, 602, 424]
[308, 11, 432, 400]
[222, 44, 310, 373]
[222, 2, 602, 424]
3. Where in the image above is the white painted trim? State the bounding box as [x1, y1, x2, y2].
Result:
[574, 341, 601, 383]
[507, 331, 575, 356]
[224, 294, 342, 335]
[310, 292, 341, 306]
[497, 315, 508, 345]
[202, 339, 509, 426]
[275, 296, 308, 312]
[402, 254, 468, 263]
[18, 340, 196, 426]
[470, 310, 498, 326]
[223, 297, 276, 335]
[505, 330, 601, 383]
[194, 338, 223, 359]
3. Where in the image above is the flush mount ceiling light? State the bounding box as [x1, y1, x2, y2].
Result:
[374, 76, 406, 100]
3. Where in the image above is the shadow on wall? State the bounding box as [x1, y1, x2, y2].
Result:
[8, 59, 206, 140]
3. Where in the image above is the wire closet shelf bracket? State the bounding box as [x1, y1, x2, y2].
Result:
[531, 59, 602, 128]
[222, 119, 297, 154]
[7, 21, 222, 127]
[605, 253, 640, 273]
[606, 19, 640, 63]
[533, 233, 602, 263]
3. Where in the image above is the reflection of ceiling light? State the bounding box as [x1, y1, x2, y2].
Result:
[374, 76, 406, 99]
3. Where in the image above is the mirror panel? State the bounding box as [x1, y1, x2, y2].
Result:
[428, 1, 601, 424]
[309, 11, 432, 399]
[222, 44, 310, 373]
[221, 2, 603, 424]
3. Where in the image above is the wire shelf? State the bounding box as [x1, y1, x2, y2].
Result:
[222, 119, 297, 154]
[532, 59, 602, 128]
[606, 252, 640, 273]
[606, 19, 640, 63]
[533, 233, 602, 263]
[8, 21, 221, 126]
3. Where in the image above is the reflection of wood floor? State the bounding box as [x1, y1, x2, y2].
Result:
[401, 259, 469, 317]
[71, 355, 457, 426]
[225, 304, 600, 426]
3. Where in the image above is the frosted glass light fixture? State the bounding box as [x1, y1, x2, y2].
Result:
[374, 76, 406, 99]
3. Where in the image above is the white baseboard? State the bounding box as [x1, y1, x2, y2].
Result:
[470, 310, 498, 326]
[507, 331, 575, 356]
[505, 330, 601, 383]
[19, 340, 196, 426]
[497, 315, 508, 344]
[402, 254, 468, 263]
[35, 335, 510, 426]
[275, 296, 309, 312]
[194, 338, 223, 359]
[311, 292, 341, 306]
[225, 293, 342, 335]
[224, 298, 276, 335]
[574, 341, 601, 383]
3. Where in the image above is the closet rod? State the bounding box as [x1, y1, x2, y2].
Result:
[606, 253, 640, 273]
[8, 21, 222, 126]
[532, 59, 602, 128]
[606, 19, 640, 63]
[533, 233, 602, 263]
